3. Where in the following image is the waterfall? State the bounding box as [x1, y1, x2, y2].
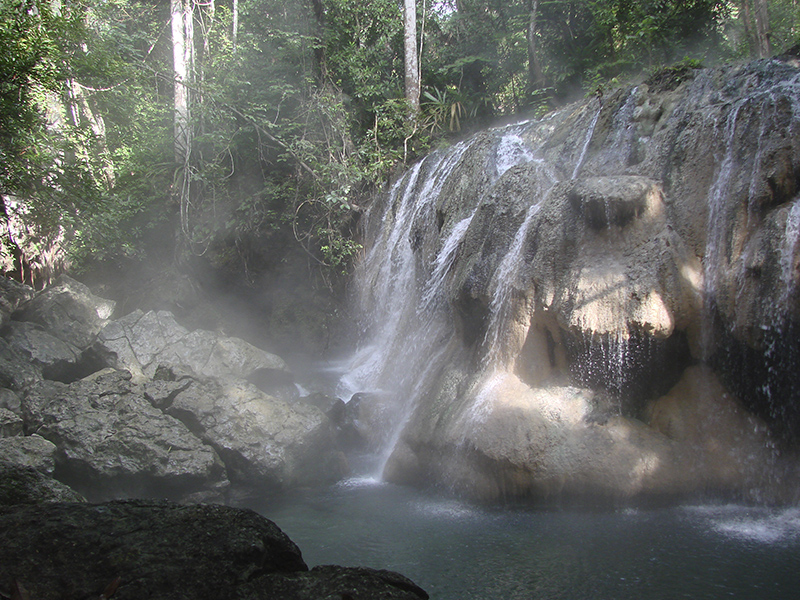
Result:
[420, 210, 476, 313]
[339, 61, 800, 498]
[571, 101, 602, 179]
[483, 102, 603, 370]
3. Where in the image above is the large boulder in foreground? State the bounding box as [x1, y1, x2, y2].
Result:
[0, 500, 428, 600]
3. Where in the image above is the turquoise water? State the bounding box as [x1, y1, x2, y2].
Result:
[254, 476, 800, 600]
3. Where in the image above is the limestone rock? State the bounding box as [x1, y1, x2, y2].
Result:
[21, 370, 229, 502]
[0, 337, 41, 390]
[644, 366, 777, 491]
[0, 407, 22, 437]
[96, 309, 288, 384]
[357, 60, 800, 501]
[0, 387, 21, 413]
[0, 276, 34, 328]
[3, 321, 83, 381]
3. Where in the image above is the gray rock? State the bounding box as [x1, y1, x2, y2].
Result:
[0, 462, 85, 505]
[0, 407, 23, 436]
[163, 377, 348, 490]
[567, 175, 658, 229]
[17, 274, 115, 349]
[0, 276, 34, 328]
[0, 434, 57, 473]
[97, 309, 288, 383]
[241, 565, 429, 600]
[0, 500, 305, 600]
[0, 387, 21, 413]
[0, 500, 428, 600]
[0, 337, 41, 390]
[21, 370, 229, 502]
[3, 321, 82, 380]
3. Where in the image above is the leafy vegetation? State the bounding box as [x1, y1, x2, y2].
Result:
[1, 0, 798, 286]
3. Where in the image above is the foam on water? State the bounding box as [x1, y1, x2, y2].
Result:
[685, 505, 800, 544]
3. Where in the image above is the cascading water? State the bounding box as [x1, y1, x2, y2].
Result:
[336, 59, 800, 503]
[697, 67, 800, 439]
[571, 101, 602, 179]
[342, 99, 608, 467]
[260, 59, 800, 600]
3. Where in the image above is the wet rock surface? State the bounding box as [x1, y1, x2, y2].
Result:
[0, 500, 428, 600]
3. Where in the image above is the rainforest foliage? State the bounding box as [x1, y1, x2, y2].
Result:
[1, 0, 798, 284]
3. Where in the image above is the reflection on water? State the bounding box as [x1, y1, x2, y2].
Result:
[249, 478, 800, 600]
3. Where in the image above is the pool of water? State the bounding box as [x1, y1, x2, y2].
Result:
[251, 476, 800, 600]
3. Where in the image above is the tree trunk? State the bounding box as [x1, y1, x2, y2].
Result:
[232, 0, 238, 50]
[171, 0, 195, 241]
[171, 0, 192, 166]
[527, 0, 546, 93]
[753, 0, 771, 58]
[403, 0, 420, 116]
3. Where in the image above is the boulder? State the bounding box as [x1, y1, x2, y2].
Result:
[96, 309, 288, 384]
[341, 391, 401, 450]
[2, 321, 88, 382]
[0, 434, 57, 474]
[0, 500, 428, 600]
[159, 376, 348, 490]
[0, 407, 23, 437]
[0, 276, 34, 328]
[0, 387, 21, 412]
[0, 462, 85, 505]
[0, 500, 305, 600]
[21, 370, 229, 502]
[0, 337, 41, 390]
[241, 565, 429, 600]
[16, 275, 115, 349]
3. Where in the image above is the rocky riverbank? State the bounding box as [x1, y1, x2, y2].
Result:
[0, 274, 428, 599]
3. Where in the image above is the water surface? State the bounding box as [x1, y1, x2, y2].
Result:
[253, 477, 800, 600]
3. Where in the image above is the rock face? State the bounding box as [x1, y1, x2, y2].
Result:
[95, 309, 289, 385]
[0, 275, 348, 503]
[22, 370, 229, 502]
[349, 59, 800, 502]
[0, 500, 429, 600]
[0, 462, 85, 505]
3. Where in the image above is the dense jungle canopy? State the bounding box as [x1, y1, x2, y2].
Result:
[1, 0, 798, 287]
